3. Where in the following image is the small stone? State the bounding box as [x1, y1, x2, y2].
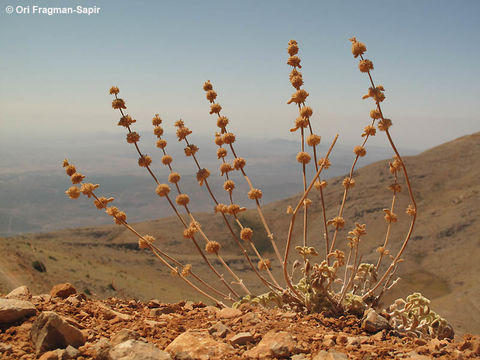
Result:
[147, 299, 162, 308]
[109, 339, 172, 360]
[291, 355, 308, 360]
[98, 303, 131, 321]
[244, 330, 296, 359]
[216, 307, 242, 319]
[313, 350, 349, 360]
[5, 285, 32, 301]
[0, 342, 13, 353]
[0, 298, 36, 324]
[111, 329, 141, 346]
[323, 334, 336, 347]
[229, 332, 253, 345]
[165, 329, 233, 360]
[453, 349, 464, 360]
[361, 309, 391, 333]
[184, 301, 195, 311]
[64, 345, 81, 359]
[38, 350, 62, 360]
[93, 338, 111, 360]
[50, 283, 77, 299]
[208, 322, 230, 338]
[414, 338, 428, 346]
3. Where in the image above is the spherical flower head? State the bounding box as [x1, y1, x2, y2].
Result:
[370, 109, 382, 119]
[203, 80, 213, 91]
[287, 43, 299, 56]
[358, 59, 374, 73]
[217, 147, 227, 159]
[66, 186, 81, 199]
[114, 211, 127, 225]
[378, 118, 392, 131]
[217, 116, 229, 129]
[80, 183, 99, 198]
[362, 125, 376, 137]
[258, 259, 271, 271]
[286, 205, 293, 214]
[300, 106, 313, 119]
[342, 177, 356, 189]
[62, 159, 69, 167]
[222, 133, 236, 145]
[156, 183, 171, 197]
[220, 162, 233, 176]
[363, 86, 385, 102]
[314, 180, 327, 190]
[214, 133, 224, 146]
[406, 204, 416, 217]
[153, 126, 164, 138]
[388, 183, 402, 193]
[290, 116, 309, 132]
[287, 89, 309, 105]
[350, 37, 367, 58]
[183, 227, 197, 239]
[288, 39, 298, 45]
[318, 158, 331, 169]
[181, 264, 192, 277]
[223, 180, 235, 192]
[94, 196, 114, 209]
[139, 235, 155, 249]
[118, 115, 136, 127]
[127, 132, 140, 144]
[210, 103, 222, 115]
[206, 90, 217, 103]
[240, 227, 253, 241]
[389, 156, 402, 173]
[289, 68, 302, 81]
[287, 56, 302, 68]
[71, 172, 85, 184]
[296, 151, 311, 164]
[353, 145, 366, 157]
[109, 86, 120, 95]
[205, 241, 221, 254]
[303, 198, 312, 207]
[168, 172, 181, 184]
[290, 75, 304, 89]
[65, 164, 76, 176]
[350, 223, 367, 237]
[307, 134, 321, 147]
[112, 98, 126, 110]
[174, 120, 185, 128]
[176, 193, 190, 206]
[227, 204, 246, 215]
[105, 206, 119, 217]
[383, 209, 398, 223]
[184, 144, 199, 157]
[233, 157, 246, 170]
[248, 188, 263, 200]
[152, 114, 162, 126]
[214, 203, 228, 214]
[160, 155, 172, 166]
[176, 126, 192, 141]
[196, 168, 210, 185]
[156, 139, 167, 149]
[138, 155, 152, 167]
[327, 216, 345, 229]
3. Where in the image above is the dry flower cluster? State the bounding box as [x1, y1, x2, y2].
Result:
[63, 37, 452, 339]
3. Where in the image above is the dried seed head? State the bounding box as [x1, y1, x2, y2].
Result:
[327, 216, 345, 229]
[287, 55, 302, 68]
[156, 184, 171, 197]
[210, 103, 222, 114]
[184, 144, 199, 157]
[220, 162, 233, 176]
[138, 155, 152, 167]
[161, 155, 173, 165]
[152, 114, 162, 126]
[118, 115, 136, 127]
[205, 241, 221, 254]
[406, 204, 416, 216]
[174, 120, 185, 128]
[223, 180, 235, 192]
[353, 145, 366, 157]
[233, 157, 246, 170]
[303, 198, 312, 207]
[214, 133, 224, 146]
[290, 75, 304, 89]
[363, 86, 385, 102]
[176, 194, 190, 206]
[227, 204, 246, 215]
[94, 196, 114, 209]
[112, 98, 126, 109]
[370, 109, 382, 119]
[168, 172, 181, 184]
[286, 205, 293, 214]
[176, 126, 192, 141]
[300, 106, 313, 119]
[105, 206, 119, 217]
[289, 68, 302, 80]
[389, 156, 402, 173]
[156, 139, 167, 149]
[217, 116, 229, 129]
[181, 264, 192, 277]
[287, 42, 299, 56]
[248, 188, 263, 200]
[65, 164, 76, 176]
[71, 172, 85, 184]
[362, 125, 376, 137]
[240, 227, 253, 241]
[349, 223, 367, 237]
[314, 180, 327, 190]
[153, 126, 164, 138]
[378, 118, 392, 131]
[358, 59, 374, 73]
[296, 151, 311, 164]
[342, 177, 356, 189]
[307, 134, 321, 147]
[80, 183, 99, 198]
[287, 89, 309, 105]
[350, 37, 367, 58]
[139, 235, 155, 249]
[196, 168, 210, 185]
[318, 158, 331, 169]
[206, 90, 217, 103]
[290, 116, 309, 132]
[183, 226, 197, 239]
[383, 209, 398, 223]
[114, 211, 127, 225]
[66, 186, 81, 199]
[388, 183, 402, 193]
[214, 203, 228, 214]
[127, 132, 140, 144]
[258, 259, 271, 271]
[217, 147, 227, 159]
[62, 159, 69, 167]
[223, 133, 236, 144]
[109, 86, 120, 95]
[203, 80, 213, 91]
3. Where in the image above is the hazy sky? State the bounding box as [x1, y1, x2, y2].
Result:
[1, 0, 479, 151]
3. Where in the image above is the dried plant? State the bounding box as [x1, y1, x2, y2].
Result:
[62, 37, 452, 338]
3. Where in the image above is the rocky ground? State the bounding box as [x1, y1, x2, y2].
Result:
[0, 284, 479, 360]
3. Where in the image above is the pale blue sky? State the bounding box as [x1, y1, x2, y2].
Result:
[0, 0, 479, 150]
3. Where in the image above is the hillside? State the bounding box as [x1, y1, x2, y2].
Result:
[0, 132, 478, 335]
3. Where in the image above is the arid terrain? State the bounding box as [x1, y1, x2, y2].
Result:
[0, 132, 479, 338]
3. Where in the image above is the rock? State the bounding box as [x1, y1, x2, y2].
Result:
[361, 309, 391, 333]
[63, 345, 81, 359]
[93, 338, 111, 360]
[208, 321, 230, 338]
[402, 351, 431, 360]
[0, 342, 13, 354]
[38, 350, 63, 360]
[147, 299, 162, 308]
[323, 334, 336, 347]
[109, 339, 172, 360]
[291, 355, 309, 360]
[183, 301, 195, 311]
[50, 283, 77, 299]
[229, 332, 254, 345]
[98, 303, 131, 321]
[165, 329, 233, 360]
[313, 350, 349, 360]
[244, 330, 296, 359]
[111, 329, 141, 346]
[65, 294, 86, 306]
[5, 285, 32, 300]
[31, 311, 85, 352]
[216, 307, 242, 319]
[0, 298, 36, 324]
